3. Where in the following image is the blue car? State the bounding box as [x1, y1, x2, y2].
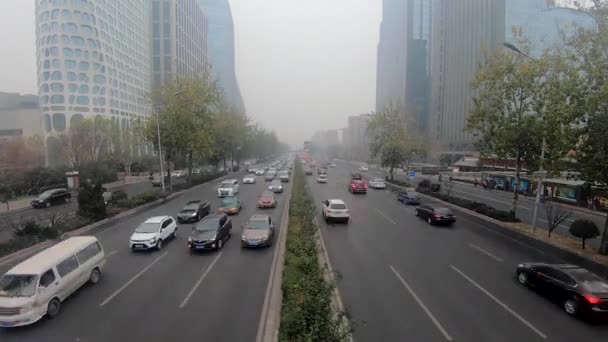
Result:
[398, 191, 420, 205]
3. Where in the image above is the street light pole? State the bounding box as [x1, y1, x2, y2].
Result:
[155, 105, 165, 192]
[503, 42, 545, 231]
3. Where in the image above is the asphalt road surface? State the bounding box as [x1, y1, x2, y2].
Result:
[358, 163, 605, 249]
[0, 172, 289, 341]
[0, 179, 181, 244]
[307, 160, 608, 342]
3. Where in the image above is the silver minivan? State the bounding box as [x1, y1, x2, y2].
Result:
[0, 236, 105, 327]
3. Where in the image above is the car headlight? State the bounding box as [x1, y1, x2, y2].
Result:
[241, 235, 247, 241]
[209, 235, 217, 241]
[188, 237, 193, 242]
[148, 238, 157, 243]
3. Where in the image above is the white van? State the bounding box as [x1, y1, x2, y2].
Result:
[0, 236, 105, 327]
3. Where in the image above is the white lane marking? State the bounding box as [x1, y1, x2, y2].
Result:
[99, 251, 168, 307]
[375, 209, 396, 225]
[390, 265, 453, 341]
[469, 243, 504, 263]
[179, 251, 223, 309]
[105, 250, 118, 258]
[450, 265, 547, 339]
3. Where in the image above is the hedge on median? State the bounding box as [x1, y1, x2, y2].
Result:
[279, 160, 349, 342]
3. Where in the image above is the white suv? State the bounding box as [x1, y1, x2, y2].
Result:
[218, 179, 239, 197]
[321, 199, 350, 223]
[129, 216, 177, 251]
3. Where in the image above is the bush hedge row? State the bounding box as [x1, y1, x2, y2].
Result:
[428, 192, 520, 222]
[279, 161, 348, 342]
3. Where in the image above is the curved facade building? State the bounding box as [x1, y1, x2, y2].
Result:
[35, 0, 151, 159]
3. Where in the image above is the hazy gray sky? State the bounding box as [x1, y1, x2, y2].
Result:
[0, 0, 381, 146]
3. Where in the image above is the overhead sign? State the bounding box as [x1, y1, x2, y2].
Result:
[409, 171, 416, 178]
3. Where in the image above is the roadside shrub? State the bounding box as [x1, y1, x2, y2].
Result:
[78, 181, 107, 220]
[569, 219, 600, 249]
[12, 220, 61, 241]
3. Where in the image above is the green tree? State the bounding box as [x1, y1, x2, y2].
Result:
[77, 181, 106, 221]
[569, 219, 600, 249]
[467, 49, 547, 216]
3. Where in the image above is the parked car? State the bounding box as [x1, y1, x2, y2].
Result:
[329, 163, 337, 168]
[129, 216, 177, 251]
[305, 168, 313, 176]
[0, 237, 105, 327]
[317, 168, 327, 175]
[219, 196, 242, 215]
[243, 175, 256, 184]
[317, 174, 328, 183]
[268, 180, 284, 193]
[171, 170, 187, 178]
[217, 179, 239, 197]
[241, 214, 275, 248]
[177, 200, 211, 223]
[31, 188, 71, 208]
[255, 169, 265, 176]
[369, 178, 386, 189]
[151, 175, 170, 187]
[398, 191, 420, 205]
[359, 165, 369, 172]
[414, 205, 455, 225]
[102, 189, 128, 206]
[516, 263, 608, 317]
[279, 171, 290, 182]
[321, 199, 350, 223]
[188, 214, 232, 251]
[247, 167, 257, 173]
[258, 190, 277, 208]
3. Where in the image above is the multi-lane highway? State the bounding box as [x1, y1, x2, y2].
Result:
[359, 163, 606, 249]
[0, 172, 289, 341]
[308, 161, 608, 342]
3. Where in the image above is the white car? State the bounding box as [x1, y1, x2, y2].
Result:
[218, 179, 239, 197]
[243, 175, 256, 184]
[171, 170, 187, 177]
[317, 174, 328, 183]
[129, 216, 177, 251]
[321, 199, 350, 223]
[255, 169, 265, 176]
[369, 178, 386, 189]
[359, 165, 369, 172]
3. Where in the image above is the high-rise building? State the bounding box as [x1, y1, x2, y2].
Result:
[429, 0, 505, 153]
[197, 0, 245, 114]
[506, 0, 598, 58]
[347, 114, 372, 160]
[376, 0, 432, 139]
[35, 0, 151, 159]
[150, 0, 209, 87]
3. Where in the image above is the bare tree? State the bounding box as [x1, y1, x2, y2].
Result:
[544, 200, 572, 237]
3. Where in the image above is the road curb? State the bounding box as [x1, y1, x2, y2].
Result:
[0, 173, 233, 267]
[257, 180, 292, 342]
[384, 182, 608, 278]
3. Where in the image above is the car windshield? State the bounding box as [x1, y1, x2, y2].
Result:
[408, 192, 418, 197]
[247, 220, 269, 230]
[220, 182, 233, 188]
[0, 275, 38, 297]
[38, 190, 56, 199]
[435, 208, 452, 215]
[571, 269, 608, 293]
[180, 209, 196, 213]
[135, 222, 160, 233]
[271, 181, 281, 185]
[373, 179, 383, 182]
[261, 191, 274, 198]
[330, 203, 347, 210]
[194, 219, 219, 232]
[221, 197, 238, 207]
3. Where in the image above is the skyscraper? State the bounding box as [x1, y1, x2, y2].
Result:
[197, 0, 245, 114]
[150, 0, 209, 87]
[376, 0, 432, 138]
[506, 0, 598, 58]
[35, 0, 151, 159]
[429, 0, 505, 153]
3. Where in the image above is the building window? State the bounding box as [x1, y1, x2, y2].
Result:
[71, 36, 85, 46]
[43, 114, 52, 132]
[52, 59, 61, 68]
[50, 47, 59, 56]
[50, 83, 64, 92]
[51, 71, 62, 80]
[50, 94, 64, 104]
[65, 60, 76, 69]
[76, 96, 89, 105]
[52, 113, 66, 132]
[43, 60, 51, 69]
[79, 85, 89, 94]
[51, 9, 60, 20]
[79, 62, 89, 71]
[67, 72, 77, 81]
[62, 9, 72, 20]
[68, 84, 78, 93]
[75, 49, 82, 57]
[41, 95, 49, 104]
[79, 73, 88, 82]
[70, 114, 84, 126]
[63, 48, 73, 57]
[41, 84, 49, 93]
[94, 75, 106, 84]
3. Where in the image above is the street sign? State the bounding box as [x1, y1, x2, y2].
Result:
[409, 171, 416, 178]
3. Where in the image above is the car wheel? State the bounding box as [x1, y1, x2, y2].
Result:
[217, 239, 224, 250]
[172, 228, 177, 239]
[47, 298, 61, 318]
[415, 209, 419, 216]
[89, 268, 101, 284]
[156, 239, 163, 250]
[427, 217, 433, 225]
[564, 298, 579, 315]
[228, 227, 232, 238]
[517, 271, 528, 285]
[45, 201, 51, 208]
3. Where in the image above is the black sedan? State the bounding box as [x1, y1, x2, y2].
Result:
[188, 214, 232, 251]
[516, 263, 608, 317]
[31, 188, 71, 208]
[414, 204, 455, 225]
[398, 191, 420, 205]
[177, 200, 211, 223]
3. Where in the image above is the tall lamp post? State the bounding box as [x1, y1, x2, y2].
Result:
[155, 89, 184, 192]
[503, 42, 546, 231]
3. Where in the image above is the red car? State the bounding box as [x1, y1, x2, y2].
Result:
[348, 174, 368, 194]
